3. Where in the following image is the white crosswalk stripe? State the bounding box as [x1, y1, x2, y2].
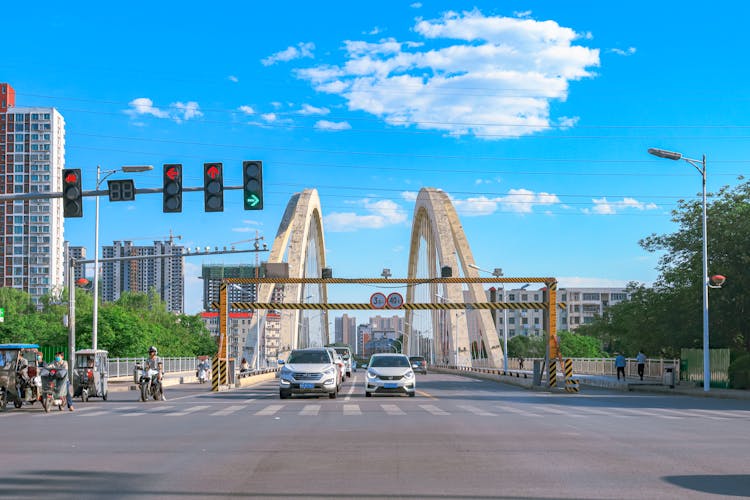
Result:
[300, 404, 321, 416]
[343, 404, 361, 416]
[121, 405, 176, 417]
[381, 404, 406, 415]
[255, 404, 283, 416]
[420, 404, 449, 416]
[495, 404, 543, 417]
[530, 405, 586, 418]
[168, 405, 210, 417]
[210, 405, 247, 416]
[457, 404, 497, 416]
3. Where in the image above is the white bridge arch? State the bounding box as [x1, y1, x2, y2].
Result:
[244, 187, 503, 368]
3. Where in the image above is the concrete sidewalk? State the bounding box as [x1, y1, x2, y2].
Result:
[434, 366, 750, 400]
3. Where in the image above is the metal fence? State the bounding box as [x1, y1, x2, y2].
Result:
[446, 357, 679, 381]
[107, 357, 198, 378]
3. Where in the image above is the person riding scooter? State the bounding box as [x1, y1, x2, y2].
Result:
[46, 352, 74, 411]
[196, 358, 210, 383]
[145, 346, 165, 400]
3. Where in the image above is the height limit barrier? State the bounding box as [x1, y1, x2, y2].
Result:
[213, 277, 560, 386]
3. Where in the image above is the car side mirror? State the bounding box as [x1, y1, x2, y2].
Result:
[277, 359, 285, 365]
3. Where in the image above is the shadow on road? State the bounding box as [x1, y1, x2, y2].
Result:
[663, 474, 750, 497]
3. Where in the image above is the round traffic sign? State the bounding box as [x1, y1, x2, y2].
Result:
[370, 292, 387, 309]
[387, 292, 404, 309]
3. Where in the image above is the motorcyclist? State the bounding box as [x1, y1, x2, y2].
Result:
[196, 358, 210, 382]
[47, 352, 74, 411]
[15, 351, 30, 399]
[145, 346, 165, 401]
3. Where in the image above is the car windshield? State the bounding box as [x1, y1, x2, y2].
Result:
[334, 348, 350, 359]
[370, 356, 410, 368]
[287, 351, 330, 364]
[409, 357, 425, 362]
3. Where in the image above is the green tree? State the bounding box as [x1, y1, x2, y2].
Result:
[507, 335, 546, 358]
[557, 331, 605, 358]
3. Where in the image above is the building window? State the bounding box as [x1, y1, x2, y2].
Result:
[582, 293, 600, 301]
[611, 293, 627, 301]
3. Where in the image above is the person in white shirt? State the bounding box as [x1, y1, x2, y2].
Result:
[636, 350, 647, 380]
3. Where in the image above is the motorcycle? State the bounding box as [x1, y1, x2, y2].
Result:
[137, 366, 163, 402]
[197, 365, 208, 384]
[40, 367, 68, 413]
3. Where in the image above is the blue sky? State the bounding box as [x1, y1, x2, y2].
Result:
[4, 1, 750, 315]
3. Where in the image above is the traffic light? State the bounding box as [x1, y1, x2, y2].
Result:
[242, 160, 263, 210]
[62, 168, 83, 218]
[163, 164, 182, 213]
[203, 162, 224, 212]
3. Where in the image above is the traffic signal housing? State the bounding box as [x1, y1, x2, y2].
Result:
[243, 160, 263, 210]
[163, 164, 182, 213]
[62, 168, 83, 218]
[203, 162, 224, 212]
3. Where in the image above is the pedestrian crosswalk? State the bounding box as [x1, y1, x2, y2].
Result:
[4, 401, 749, 420]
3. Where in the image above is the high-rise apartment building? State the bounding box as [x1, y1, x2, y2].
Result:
[65, 245, 86, 285]
[201, 263, 284, 311]
[0, 83, 66, 303]
[101, 240, 185, 312]
[334, 313, 357, 345]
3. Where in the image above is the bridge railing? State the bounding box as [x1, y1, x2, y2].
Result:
[434, 357, 679, 381]
[107, 357, 198, 378]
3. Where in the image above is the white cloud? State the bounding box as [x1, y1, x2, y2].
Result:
[295, 9, 599, 140]
[238, 105, 256, 115]
[410, 2, 422, 8]
[514, 10, 532, 18]
[298, 104, 330, 115]
[324, 198, 407, 232]
[228, 75, 239, 83]
[451, 188, 561, 216]
[609, 47, 636, 56]
[585, 197, 658, 215]
[314, 120, 351, 131]
[125, 97, 202, 123]
[401, 191, 419, 202]
[184, 261, 204, 314]
[262, 42, 315, 66]
[125, 98, 169, 119]
[261, 113, 277, 122]
[171, 101, 203, 122]
[366, 27, 382, 35]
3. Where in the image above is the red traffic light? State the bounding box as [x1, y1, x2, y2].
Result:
[166, 166, 180, 180]
[206, 165, 220, 179]
[64, 172, 78, 184]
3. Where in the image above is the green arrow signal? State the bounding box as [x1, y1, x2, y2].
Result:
[246, 194, 260, 207]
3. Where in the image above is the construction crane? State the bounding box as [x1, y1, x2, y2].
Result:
[122, 229, 183, 244]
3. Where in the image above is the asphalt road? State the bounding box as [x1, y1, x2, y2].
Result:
[2, 371, 749, 499]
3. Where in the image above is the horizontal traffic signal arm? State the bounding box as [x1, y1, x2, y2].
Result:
[0, 185, 246, 202]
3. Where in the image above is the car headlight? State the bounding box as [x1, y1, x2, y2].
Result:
[280, 367, 294, 379]
[323, 367, 336, 376]
[366, 370, 377, 379]
[404, 370, 415, 379]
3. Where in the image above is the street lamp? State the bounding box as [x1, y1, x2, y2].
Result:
[468, 264, 507, 371]
[92, 164, 152, 351]
[648, 147, 711, 391]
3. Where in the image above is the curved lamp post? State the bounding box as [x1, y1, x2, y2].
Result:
[648, 148, 710, 392]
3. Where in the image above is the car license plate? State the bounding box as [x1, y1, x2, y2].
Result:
[384, 383, 398, 389]
[412, 363, 419, 368]
[300, 383, 315, 389]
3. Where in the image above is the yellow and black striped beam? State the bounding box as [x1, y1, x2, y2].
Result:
[210, 301, 567, 311]
[220, 277, 558, 285]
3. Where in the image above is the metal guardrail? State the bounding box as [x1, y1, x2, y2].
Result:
[434, 357, 679, 381]
[107, 357, 198, 378]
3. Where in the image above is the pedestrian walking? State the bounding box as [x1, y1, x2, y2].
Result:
[636, 350, 647, 381]
[615, 353, 626, 381]
[519, 357, 525, 370]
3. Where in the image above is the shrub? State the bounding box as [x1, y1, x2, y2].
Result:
[728, 354, 750, 390]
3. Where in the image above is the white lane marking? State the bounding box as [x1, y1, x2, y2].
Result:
[300, 404, 321, 416]
[243, 398, 257, 404]
[457, 404, 497, 416]
[344, 376, 358, 401]
[343, 404, 361, 416]
[618, 408, 681, 419]
[255, 404, 284, 416]
[168, 405, 210, 417]
[420, 404, 449, 416]
[686, 409, 734, 420]
[211, 405, 247, 416]
[381, 404, 405, 416]
[121, 405, 176, 417]
[494, 404, 543, 417]
[79, 410, 111, 417]
[530, 405, 585, 418]
[576, 407, 613, 416]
